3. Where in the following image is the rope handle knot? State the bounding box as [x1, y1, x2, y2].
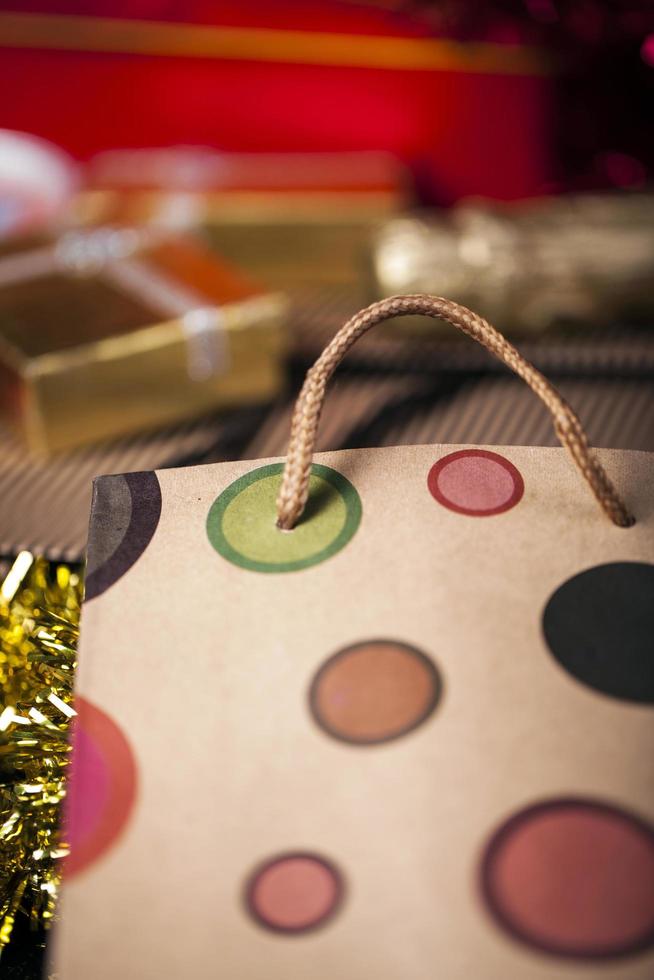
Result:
[275, 294, 635, 531]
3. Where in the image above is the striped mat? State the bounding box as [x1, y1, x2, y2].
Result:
[234, 376, 654, 460]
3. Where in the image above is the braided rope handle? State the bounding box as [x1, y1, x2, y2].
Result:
[276, 295, 634, 531]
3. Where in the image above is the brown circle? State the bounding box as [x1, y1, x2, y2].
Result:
[309, 640, 441, 745]
[245, 852, 344, 934]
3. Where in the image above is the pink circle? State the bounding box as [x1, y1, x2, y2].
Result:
[65, 724, 110, 853]
[428, 450, 524, 516]
[482, 799, 654, 958]
[62, 698, 137, 879]
[246, 853, 343, 933]
[642, 35, 654, 68]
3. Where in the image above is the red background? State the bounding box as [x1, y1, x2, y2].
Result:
[0, 1, 555, 202]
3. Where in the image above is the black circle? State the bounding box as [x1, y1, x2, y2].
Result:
[542, 562, 654, 704]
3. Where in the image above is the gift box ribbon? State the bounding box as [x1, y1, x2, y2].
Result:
[0, 228, 229, 382]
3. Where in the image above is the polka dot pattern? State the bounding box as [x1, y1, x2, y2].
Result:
[85, 471, 162, 601]
[428, 450, 524, 516]
[481, 799, 654, 959]
[543, 561, 654, 703]
[309, 640, 441, 745]
[64, 698, 137, 879]
[206, 463, 361, 573]
[76, 447, 652, 968]
[245, 853, 344, 934]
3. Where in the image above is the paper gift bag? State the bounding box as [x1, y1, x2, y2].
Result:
[56, 297, 653, 979]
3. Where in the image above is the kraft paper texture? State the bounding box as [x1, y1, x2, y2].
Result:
[55, 444, 654, 979]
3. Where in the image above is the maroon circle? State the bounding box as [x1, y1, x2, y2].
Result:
[481, 798, 654, 959]
[427, 450, 524, 516]
[245, 852, 344, 935]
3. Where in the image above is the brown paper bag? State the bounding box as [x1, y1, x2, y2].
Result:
[56, 297, 654, 979]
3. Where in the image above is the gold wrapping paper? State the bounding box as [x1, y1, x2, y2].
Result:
[372, 195, 654, 335]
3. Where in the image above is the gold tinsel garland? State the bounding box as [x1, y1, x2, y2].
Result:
[0, 553, 81, 950]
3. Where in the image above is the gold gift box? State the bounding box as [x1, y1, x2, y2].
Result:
[0, 228, 287, 453]
[73, 150, 411, 291]
[201, 211, 393, 292]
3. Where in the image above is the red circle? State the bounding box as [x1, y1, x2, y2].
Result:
[481, 799, 654, 959]
[245, 853, 344, 934]
[427, 450, 524, 516]
[63, 697, 137, 879]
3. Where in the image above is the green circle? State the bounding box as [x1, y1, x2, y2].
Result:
[207, 463, 362, 573]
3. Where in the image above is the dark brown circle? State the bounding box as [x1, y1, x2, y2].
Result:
[245, 852, 344, 934]
[309, 640, 441, 745]
[85, 471, 162, 601]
